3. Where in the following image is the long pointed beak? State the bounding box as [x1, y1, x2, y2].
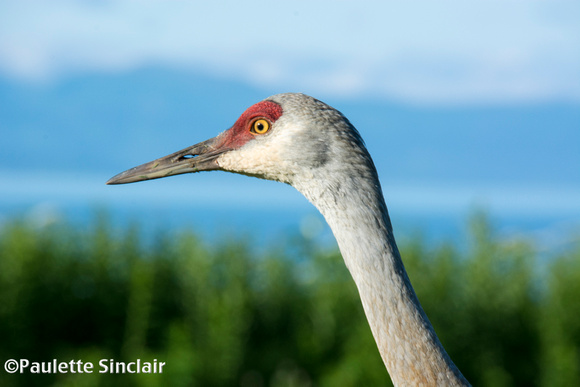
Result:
[106, 135, 229, 185]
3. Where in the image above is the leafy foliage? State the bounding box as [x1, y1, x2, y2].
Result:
[0, 214, 578, 386]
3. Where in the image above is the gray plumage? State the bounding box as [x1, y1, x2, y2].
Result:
[108, 93, 470, 386]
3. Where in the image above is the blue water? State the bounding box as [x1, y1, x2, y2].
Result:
[2, 198, 577, 256]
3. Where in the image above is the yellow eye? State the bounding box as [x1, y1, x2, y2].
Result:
[251, 119, 270, 134]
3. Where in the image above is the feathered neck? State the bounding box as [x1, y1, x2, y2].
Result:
[293, 158, 469, 386]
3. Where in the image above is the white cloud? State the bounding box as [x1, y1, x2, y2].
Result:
[0, 0, 578, 104]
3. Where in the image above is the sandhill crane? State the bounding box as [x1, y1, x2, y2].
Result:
[107, 93, 470, 386]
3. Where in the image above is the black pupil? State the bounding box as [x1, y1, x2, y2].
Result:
[257, 122, 264, 131]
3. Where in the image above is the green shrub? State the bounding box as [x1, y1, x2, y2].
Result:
[0, 213, 578, 386]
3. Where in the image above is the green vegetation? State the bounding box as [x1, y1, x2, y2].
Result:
[0, 213, 579, 387]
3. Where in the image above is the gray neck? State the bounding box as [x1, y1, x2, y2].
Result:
[294, 172, 469, 386]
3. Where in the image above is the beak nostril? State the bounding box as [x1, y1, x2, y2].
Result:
[179, 154, 198, 160]
[108, 137, 222, 184]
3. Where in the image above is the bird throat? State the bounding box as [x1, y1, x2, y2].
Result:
[295, 172, 469, 386]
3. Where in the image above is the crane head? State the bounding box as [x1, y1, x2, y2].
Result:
[107, 93, 368, 186]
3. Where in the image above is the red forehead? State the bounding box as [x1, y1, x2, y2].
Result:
[220, 100, 283, 149]
[236, 100, 283, 125]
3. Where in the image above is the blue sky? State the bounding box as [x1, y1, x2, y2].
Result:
[0, 0, 579, 244]
[1, 0, 579, 104]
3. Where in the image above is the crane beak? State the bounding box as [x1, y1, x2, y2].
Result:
[106, 135, 229, 185]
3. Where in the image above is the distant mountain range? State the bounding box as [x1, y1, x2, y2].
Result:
[1, 66, 579, 188]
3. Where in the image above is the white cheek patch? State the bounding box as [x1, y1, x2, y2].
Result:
[216, 140, 291, 182]
[215, 116, 310, 184]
